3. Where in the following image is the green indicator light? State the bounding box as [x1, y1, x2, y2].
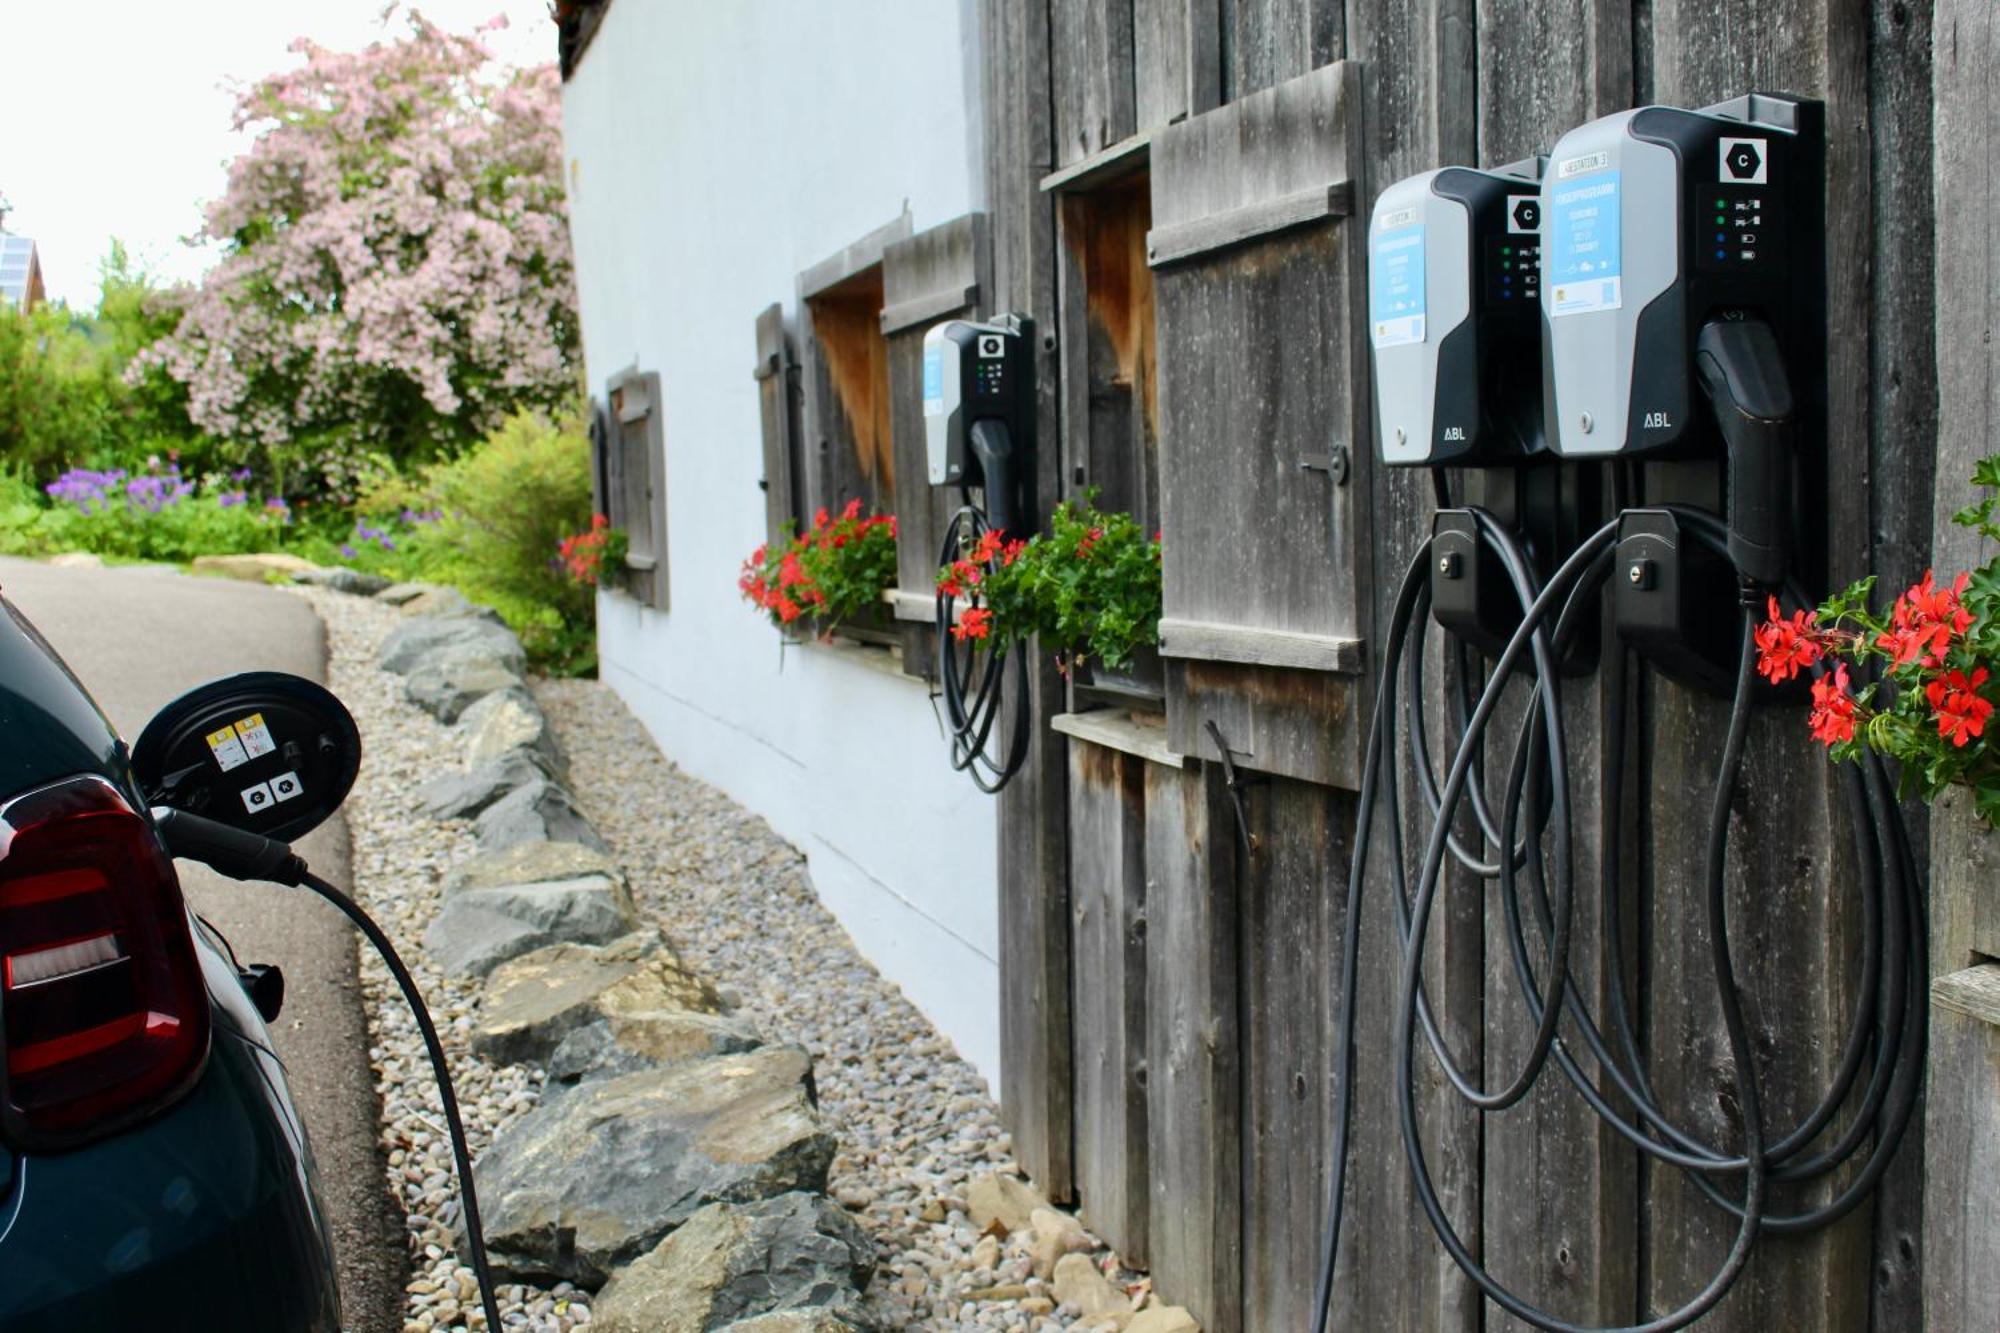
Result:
[1715, 214, 1725, 225]
[1501, 245, 1512, 255]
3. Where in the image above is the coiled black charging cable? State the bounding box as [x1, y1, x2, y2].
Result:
[152, 809, 506, 1333]
[935, 500, 1031, 793]
[1313, 505, 1924, 1332]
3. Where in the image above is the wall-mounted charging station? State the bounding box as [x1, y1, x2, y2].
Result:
[1324, 92, 1923, 1333]
[1541, 93, 1826, 690]
[1369, 160, 1598, 665]
[924, 315, 1038, 792]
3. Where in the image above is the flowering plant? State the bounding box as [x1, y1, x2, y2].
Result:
[1757, 456, 2000, 828]
[939, 495, 1162, 673]
[739, 499, 898, 632]
[32, 460, 288, 561]
[558, 514, 629, 588]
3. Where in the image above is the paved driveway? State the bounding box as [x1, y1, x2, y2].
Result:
[0, 557, 404, 1333]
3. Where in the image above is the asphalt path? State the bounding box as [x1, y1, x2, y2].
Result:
[0, 557, 403, 1333]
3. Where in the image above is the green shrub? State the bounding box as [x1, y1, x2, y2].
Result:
[425, 408, 594, 610]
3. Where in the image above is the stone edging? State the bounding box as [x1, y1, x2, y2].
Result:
[362, 580, 880, 1331]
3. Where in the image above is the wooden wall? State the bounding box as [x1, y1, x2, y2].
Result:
[977, 0, 1963, 1329]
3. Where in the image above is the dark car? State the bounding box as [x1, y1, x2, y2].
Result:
[0, 592, 341, 1331]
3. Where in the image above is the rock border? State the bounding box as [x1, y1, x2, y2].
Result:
[366, 583, 877, 1329]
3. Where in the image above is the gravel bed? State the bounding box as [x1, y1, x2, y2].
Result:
[296, 587, 591, 1333]
[535, 678, 1143, 1331]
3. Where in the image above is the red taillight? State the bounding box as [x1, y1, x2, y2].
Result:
[0, 776, 209, 1146]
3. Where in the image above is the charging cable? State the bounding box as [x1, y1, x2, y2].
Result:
[152, 809, 506, 1333]
[1313, 504, 1924, 1332]
[935, 495, 1031, 793]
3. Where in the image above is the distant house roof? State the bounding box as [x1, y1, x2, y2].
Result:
[0, 236, 43, 309]
[556, 0, 612, 80]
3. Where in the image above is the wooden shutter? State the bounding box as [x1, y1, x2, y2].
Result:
[606, 365, 669, 611]
[1148, 60, 1368, 786]
[880, 212, 993, 676]
[753, 304, 804, 549]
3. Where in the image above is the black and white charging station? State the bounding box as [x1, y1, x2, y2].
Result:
[1318, 92, 1925, 1333]
[925, 315, 1038, 792]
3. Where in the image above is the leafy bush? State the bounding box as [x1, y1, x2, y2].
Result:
[739, 500, 898, 631]
[938, 495, 1162, 671]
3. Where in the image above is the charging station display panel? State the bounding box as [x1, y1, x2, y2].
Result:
[923, 323, 968, 486]
[1541, 111, 1685, 457]
[1369, 171, 1475, 466]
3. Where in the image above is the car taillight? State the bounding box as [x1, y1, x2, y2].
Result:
[0, 775, 209, 1147]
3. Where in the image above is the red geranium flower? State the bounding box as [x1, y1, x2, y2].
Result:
[1927, 666, 1993, 747]
[1878, 570, 1973, 667]
[1808, 663, 1858, 746]
[1755, 596, 1825, 684]
[953, 606, 994, 642]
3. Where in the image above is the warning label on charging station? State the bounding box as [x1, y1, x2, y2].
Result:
[1370, 224, 1426, 347]
[1548, 172, 1622, 316]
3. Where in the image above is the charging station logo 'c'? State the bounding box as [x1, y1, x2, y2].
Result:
[1370, 225, 1426, 348]
[1547, 171, 1623, 317]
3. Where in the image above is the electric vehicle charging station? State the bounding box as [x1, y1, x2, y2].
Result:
[924, 316, 1038, 791]
[1369, 159, 1599, 663]
[1323, 92, 1924, 1333]
[1542, 94, 1827, 690]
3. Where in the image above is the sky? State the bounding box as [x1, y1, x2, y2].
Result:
[1, 0, 555, 310]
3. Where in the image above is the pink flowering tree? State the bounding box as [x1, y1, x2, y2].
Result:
[136, 12, 577, 492]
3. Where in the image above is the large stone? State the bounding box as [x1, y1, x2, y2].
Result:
[966, 1172, 1049, 1238]
[1027, 1206, 1092, 1280]
[458, 687, 562, 771]
[589, 1193, 875, 1333]
[1052, 1253, 1128, 1324]
[399, 584, 501, 621]
[414, 750, 553, 820]
[472, 1047, 838, 1286]
[291, 566, 392, 596]
[375, 581, 439, 606]
[547, 1009, 763, 1088]
[472, 934, 726, 1067]
[1127, 1307, 1201, 1333]
[447, 838, 621, 892]
[406, 651, 523, 724]
[378, 615, 525, 676]
[473, 778, 607, 853]
[192, 552, 324, 582]
[423, 874, 640, 978]
[722, 1313, 871, 1332]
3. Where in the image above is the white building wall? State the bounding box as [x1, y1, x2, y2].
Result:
[561, 0, 1002, 1083]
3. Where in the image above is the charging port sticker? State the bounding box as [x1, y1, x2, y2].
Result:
[1547, 172, 1622, 317]
[1370, 224, 1426, 347]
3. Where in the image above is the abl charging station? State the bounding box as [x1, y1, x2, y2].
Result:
[924, 316, 1039, 792]
[1320, 92, 1924, 1331]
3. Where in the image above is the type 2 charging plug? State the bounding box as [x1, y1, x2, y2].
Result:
[1696, 318, 1794, 589]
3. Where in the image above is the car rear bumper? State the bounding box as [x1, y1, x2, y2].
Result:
[0, 1025, 341, 1333]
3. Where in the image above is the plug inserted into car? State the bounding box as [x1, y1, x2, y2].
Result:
[134, 674, 504, 1333]
[924, 315, 1039, 793]
[1317, 92, 1924, 1333]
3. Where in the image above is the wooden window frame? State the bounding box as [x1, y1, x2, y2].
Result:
[604, 363, 669, 610]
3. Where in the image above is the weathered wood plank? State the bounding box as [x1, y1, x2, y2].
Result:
[1143, 759, 1241, 1332]
[1051, 708, 1192, 768]
[1236, 775, 1348, 1332]
[1145, 181, 1353, 267]
[1134, 0, 1221, 130]
[606, 365, 668, 610]
[1053, 0, 1137, 167]
[1642, 2, 1876, 1326]
[1922, 966, 2000, 1331]
[1068, 740, 1152, 1264]
[1157, 618, 1363, 672]
[984, 0, 1077, 1205]
[1471, 13, 1637, 1332]
[753, 304, 804, 552]
[1217, 0, 1344, 103]
[1336, 0, 1480, 1323]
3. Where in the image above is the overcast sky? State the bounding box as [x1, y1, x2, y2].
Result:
[2, 1, 555, 310]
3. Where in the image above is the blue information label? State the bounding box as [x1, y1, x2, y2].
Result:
[922, 343, 944, 411]
[1547, 172, 1622, 316]
[1370, 225, 1426, 348]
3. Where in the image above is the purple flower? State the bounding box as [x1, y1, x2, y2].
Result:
[217, 490, 247, 508]
[340, 543, 357, 559]
[230, 467, 254, 482]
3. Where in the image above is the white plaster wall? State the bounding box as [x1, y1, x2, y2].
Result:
[561, 0, 1001, 1083]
